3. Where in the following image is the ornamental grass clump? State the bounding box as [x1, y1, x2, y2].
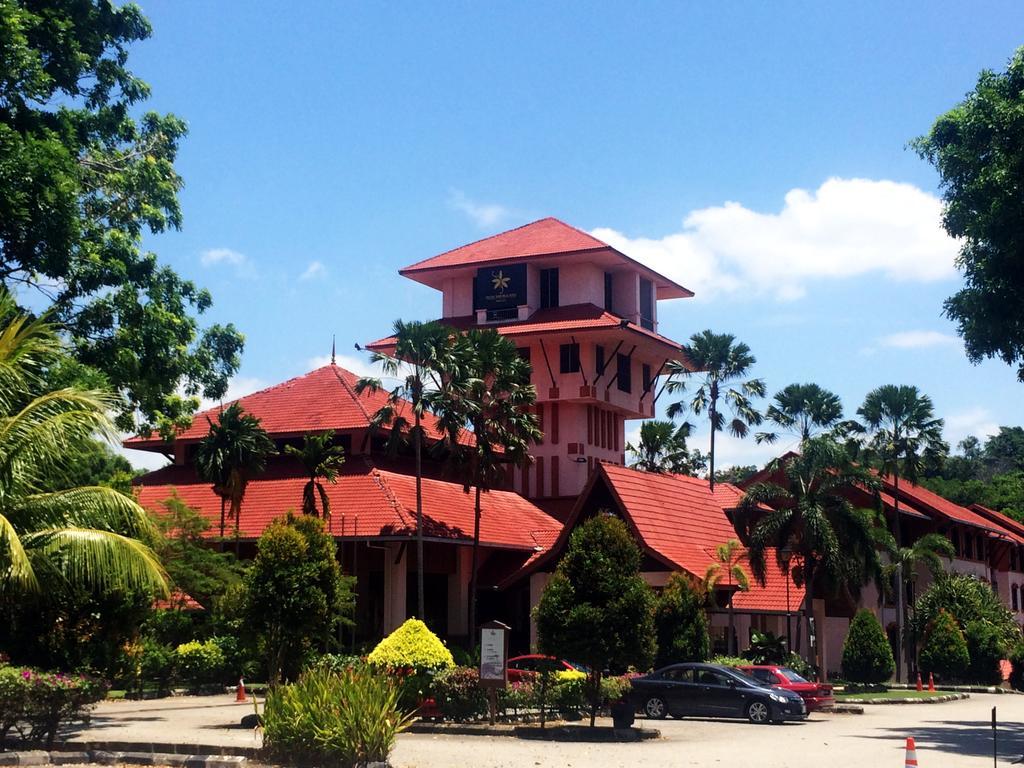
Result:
[262, 666, 414, 768]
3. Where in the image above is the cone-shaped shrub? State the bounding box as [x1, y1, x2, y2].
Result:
[841, 609, 895, 684]
[965, 620, 1006, 685]
[919, 608, 969, 682]
[367, 618, 454, 671]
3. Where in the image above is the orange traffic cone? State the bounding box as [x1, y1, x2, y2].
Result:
[235, 677, 247, 702]
[916, 672, 923, 692]
[905, 737, 918, 767]
[928, 673, 935, 692]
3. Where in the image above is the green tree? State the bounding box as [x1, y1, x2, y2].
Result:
[437, 329, 540, 641]
[713, 465, 758, 486]
[665, 331, 765, 491]
[535, 514, 655, 726]
[654, 573, 710, 667]
[356, 319, 461, 622]
[756, 383, 844, 445]
[738, 437, 884, 679]
[984, 427, 1024, 475]
[879, 533, 955, 603]
[284, 431, 346, 519]
[244, 514, 355, 685]
[965, 620, 1006, 685]
[841, 609, 895, 684]
[0, 0, 243, 433]
[194, 402, 277, 553]
[909, 574, 1020, 652]
[702, 539, 749, 656]
[626, 419, 707, 475]
[0, 290, 167, 598]
[912, 47, 1024, 381]
[919, 609, 970, 682]
[851, 384, 947, 681]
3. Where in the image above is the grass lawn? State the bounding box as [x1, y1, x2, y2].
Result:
[835, 689, 949, 700]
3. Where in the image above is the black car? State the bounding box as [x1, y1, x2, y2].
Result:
[631, 663, 807, 724]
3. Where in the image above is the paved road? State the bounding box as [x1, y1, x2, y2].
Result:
[75, 693, 1024, 768]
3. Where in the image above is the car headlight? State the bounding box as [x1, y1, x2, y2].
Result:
[769, 693, 788, 703]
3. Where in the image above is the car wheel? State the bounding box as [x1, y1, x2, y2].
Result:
[643, 696, 668, 720]
[746, 700, 771, 724]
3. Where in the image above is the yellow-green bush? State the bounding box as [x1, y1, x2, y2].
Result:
[367, 619, 454, 671]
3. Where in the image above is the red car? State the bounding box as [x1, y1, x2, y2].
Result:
[737, 665, 834, 711]
[506, 654, 586, 682]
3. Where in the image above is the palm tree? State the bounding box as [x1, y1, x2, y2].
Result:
[850, 384, 946, 681]
[356, 319, 461, 621]
[626, 419, 706, 475]
[701, 539, 749, 656]
[665, 331, 766, 491]
[879, 532, 955, 606]
[737, 437, 883, 680]
[284, 430, 346, 519]
[436, 329, 541, 641]
[755, 383, 844, 445]
[0, 292, 168, 599]
[194, 402, 276, 555]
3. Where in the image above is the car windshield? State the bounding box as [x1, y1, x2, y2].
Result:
[725, 668, 764, 687]
[567, 661, 590, 673]
[779, 668, 809, 683]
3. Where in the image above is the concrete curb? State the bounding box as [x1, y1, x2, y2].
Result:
[827, 704, 865, 714]
[49, 742, 261, 758]
[513, 725, 660, 742]
[884, 683, 1020, 694]
[838, 693, 970, 705]
[0, 750, 249, 767]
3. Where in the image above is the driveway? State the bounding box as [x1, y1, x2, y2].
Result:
[73, 693, 1024, 768]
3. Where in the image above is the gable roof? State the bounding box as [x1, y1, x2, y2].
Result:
[399, 217, 693, 299]
[124, 364, 467, 452]
[134, 455, 559, 550]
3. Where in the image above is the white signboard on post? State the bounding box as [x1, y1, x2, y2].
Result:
[480, 628, 506, 682]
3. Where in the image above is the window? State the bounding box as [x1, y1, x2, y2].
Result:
[595, 345, 606, 376]
[616, 353, 631, 393]
[642, 363, 652, 392]
[748, 668, 777, 685]
[976, 535, 984, 561]
[1012, 548, 1018, 572]
[560, 343, 580, 374]
[516, 346, 532, 365]
[604, 272, 614, 312]
[1013, 585, 1020, 612]
[952, 529, 961, 557]
[663, 668, 695, 683]
[540, 268, 559, 309]
[639, 277, 654, 330]
[699, 670, 730, 687]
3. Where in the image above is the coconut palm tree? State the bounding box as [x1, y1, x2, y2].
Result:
[435, 329, 541, 640]
[849, 384, 946, 681]
[626, 419, 706, 475]
[665, 331, 766, 491]
[194, 402, 276, 555]
[737, 437, 883, 679]
[879, 532, 955, 604]
[356, 319, 462, 621]
[755, 383, 844, 446]
[0, 292, 168, 599]
[701, 539, 749, 656]
[284, 430, 346, 519]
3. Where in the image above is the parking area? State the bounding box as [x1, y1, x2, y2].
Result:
[392, 694, 1024, 768]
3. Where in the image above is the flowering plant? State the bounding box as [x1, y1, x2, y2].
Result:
[0, 665, 108, 748]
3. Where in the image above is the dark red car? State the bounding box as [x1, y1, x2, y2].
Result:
[506, 654, 586, 682]
[737, 665, 834, 711]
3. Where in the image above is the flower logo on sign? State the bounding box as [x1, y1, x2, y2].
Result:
[491, 270, 511, 294]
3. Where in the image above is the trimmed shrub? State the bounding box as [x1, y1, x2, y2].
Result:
[841, 610, 895, 685]
[599, 675, 632, 704]
[368, 619, 454, 711]
[919, 609, 970, 682]
[432, 666, 487, 722]
[139, 639, 175, 692]
[0, 666, 108, 749]
[175, 640, 226, 687]
[498, 679, 535, 718]
[911, 575, 1020, 649]
[709, 655, 747, 668]
[263, 666, 414, 767]
[1009, 641, 1024, 691]
[965, 621, 1006, 685]
[654, 574, 710, 667]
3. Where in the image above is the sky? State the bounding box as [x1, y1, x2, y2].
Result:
[124, 1, 1024, 470]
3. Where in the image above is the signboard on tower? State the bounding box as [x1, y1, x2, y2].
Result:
[474, 264, 527, 311]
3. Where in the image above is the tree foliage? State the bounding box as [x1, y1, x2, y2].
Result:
[654, 573, 710, 667]
[626, 419, 706, 476]
[244, 514, 355, 685]
[0, 0, 243, 432]
[841, 609, 895, 684]
[913, 46, 1024, 380]
[284, 430, 346, 519]
[756, 383, 844, 445]
[909, 573, 1020, 649]
[919, 609, 970, 682]
[535, 514, 655, 726]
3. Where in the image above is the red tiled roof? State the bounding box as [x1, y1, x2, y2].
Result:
[879, 475, 1005, 534]
[968, 504, 1024, 545]
[365, 304, 684, 353]
[133, 456, 559, 550]
[402, 217, 609, 273]
[124, 364, 467, 451]
[731, 549, 805, 612]
[153, 589, 203, 611]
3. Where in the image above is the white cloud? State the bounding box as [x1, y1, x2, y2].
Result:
[200, 247, 247, 267]
[299, 261, 327, 281]
[878, 330, 962, 350]
[448, 189, 513, 229]
[593, 177, 959, 302]
[196, 375, 268, 413]
[944, 407, 1000, 448]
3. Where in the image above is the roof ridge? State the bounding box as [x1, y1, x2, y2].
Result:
[368, 463, 412, 530]
[400, 217, 607, 272]
[331, 365, 373, 426]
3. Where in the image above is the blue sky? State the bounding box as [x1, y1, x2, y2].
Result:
[125, 1, 1024, 469]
